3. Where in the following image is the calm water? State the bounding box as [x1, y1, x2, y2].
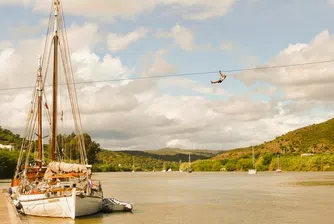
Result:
[5, 172, 334, 224]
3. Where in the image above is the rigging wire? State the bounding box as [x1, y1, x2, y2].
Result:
[1, 59, 334, 92]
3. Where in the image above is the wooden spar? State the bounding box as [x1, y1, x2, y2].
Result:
[37, 56, 43, 166]
[51, 0, 59, 161]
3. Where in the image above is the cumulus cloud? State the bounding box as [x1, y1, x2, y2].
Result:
[236, 30, 334, 102]
[107, 27, 148, 53]
[23, 0, 237, 21]
[0, 0, 31, 6]
[156, 24, 196, 51]
[0, 40, 12, 50]
[160, 0, 238, 20]
[2, 9, 334, 151]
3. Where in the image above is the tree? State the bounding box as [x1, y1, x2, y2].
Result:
[83, 133, 101, 164]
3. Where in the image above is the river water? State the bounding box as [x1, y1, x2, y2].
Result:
[5, 172, 334, 224]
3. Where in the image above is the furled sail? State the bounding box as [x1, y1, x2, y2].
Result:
[44, 162, 90, 179]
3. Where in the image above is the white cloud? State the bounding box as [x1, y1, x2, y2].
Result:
[107, 27, 148, 53]
[156, 24, 195, 51]
[160, 0, 238, 20]
[236, 30, 334, 102]
[0, 0, 31, 6]
[159, 77, 229, 97]
[66, 23, 102, 53]
[2, 11, 334, 151]
[328, 0, 334, 7]
[1, 0, 237, 21]
[0, 40, 13, 50]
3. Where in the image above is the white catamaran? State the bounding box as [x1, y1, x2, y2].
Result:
[10, 0, 103, 219]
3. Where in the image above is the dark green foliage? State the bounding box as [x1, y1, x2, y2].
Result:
[94, 149, 181, 172]
[0, 126, 22, 149]
[83, 133, 101, 164]
[120, 148, 218, 162]
[191, 159, 221, 171]
[225, 159, 237, 171]
[56, 133, 100, 164]
[236, 158, 253, 171]
[0, 149, 19, 178]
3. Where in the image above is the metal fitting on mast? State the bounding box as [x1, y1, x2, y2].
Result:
[54, 0, 60, 35]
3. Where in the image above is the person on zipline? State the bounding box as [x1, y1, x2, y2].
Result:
[211, 70, 227, 84]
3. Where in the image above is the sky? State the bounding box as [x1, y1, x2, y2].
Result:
[1, 0, 334, 150]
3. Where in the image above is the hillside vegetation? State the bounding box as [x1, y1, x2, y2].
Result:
[92, 148, 219, 172]
[0, 126, 22, 149]
[208, 118, 334, 171]
[2, 118, 334, 177]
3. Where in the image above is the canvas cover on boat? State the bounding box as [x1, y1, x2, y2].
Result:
[44, 162, 88, 179]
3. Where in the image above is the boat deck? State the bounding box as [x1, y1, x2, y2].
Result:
[0, 190, 22, 224]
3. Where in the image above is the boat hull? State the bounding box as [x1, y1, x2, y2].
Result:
[17, 188, 102, 219]
[248, 169, 257, 174]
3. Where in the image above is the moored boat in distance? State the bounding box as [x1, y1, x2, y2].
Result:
[248, 146, 257, 174]
[187, 154, 192, 173]
[275, 155, 282, 173]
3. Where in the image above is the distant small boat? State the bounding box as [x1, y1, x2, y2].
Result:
[179, 160, 183, 172]
[161, 162, 166, 172]
[102, 198, 133, 213]
[187, 154, 192, 173]
[248, 169, 257, 174]
[248, 146, 257, 174]
[275, 155, 282, 173]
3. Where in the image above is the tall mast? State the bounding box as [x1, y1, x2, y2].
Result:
[37, 56, 43, 166]
[51, 0, 60, 161]
[252, 146, 255, 169]
[277, 154, 280, 169]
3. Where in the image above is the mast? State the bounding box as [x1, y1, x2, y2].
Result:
[277, 154, 280, 169]
[37, 56, 43, 166]
[51, 0, 60, 161]
[252, 146, 255, 169]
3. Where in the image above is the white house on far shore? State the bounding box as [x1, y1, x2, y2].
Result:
[301, 153, 314, 157]
[0, 144, 14, 151]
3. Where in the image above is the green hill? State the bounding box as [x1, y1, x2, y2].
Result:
[215, 118, 334, 160]
[0, 126, 22, 149]
[94, 149, 179, 172]
[93, 148, 220, 172]
[211, 118, 334, 171]
[116, 148, 220, 162]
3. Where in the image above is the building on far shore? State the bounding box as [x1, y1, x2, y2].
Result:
[0, 144, 14, 151]
[301, 153, 314, 157]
